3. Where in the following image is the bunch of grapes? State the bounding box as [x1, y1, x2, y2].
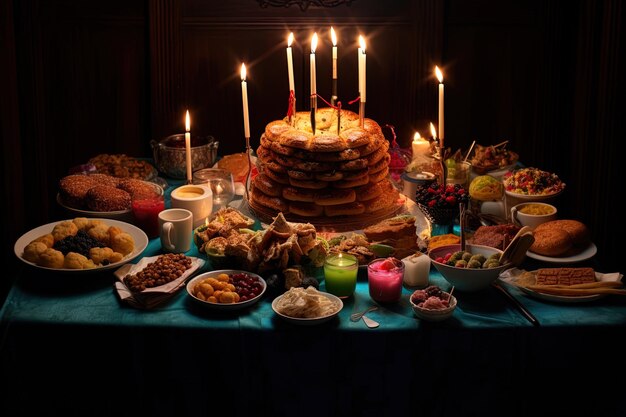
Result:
[415, 182, 469, 209]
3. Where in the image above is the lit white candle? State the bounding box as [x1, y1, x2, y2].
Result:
[430, 122, 437, 141]
[310, 33, 318, 101]
[435, 65, 444, 148]
[358, 35, 366, 103]
[185, 110, 192, 183]
[331, 27, 338, 105]
[331, 27, 338, 79]
[411, 132, 429, 160]
[286, 32, 295, 93]
[240, 63, 250, 138]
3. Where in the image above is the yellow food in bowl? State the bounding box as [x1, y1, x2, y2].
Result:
[469, 175, 503, 201]
[519, 204, 555, 215]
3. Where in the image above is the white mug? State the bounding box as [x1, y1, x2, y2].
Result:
[158, 208, 193, 253]
[170, 185, 213, 228]
[510, 202, 557, 229]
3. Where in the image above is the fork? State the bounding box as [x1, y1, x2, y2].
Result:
[350, 306, 378, 321]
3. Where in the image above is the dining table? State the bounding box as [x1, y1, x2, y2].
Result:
[2, 180, 626, 417]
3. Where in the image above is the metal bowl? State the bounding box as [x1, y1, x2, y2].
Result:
[151, 134, 219, 179]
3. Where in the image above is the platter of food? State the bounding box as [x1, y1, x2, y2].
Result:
[499, 267, 624, 303]
[272, 286, 343, 325]
[14, 218, 148, 273]
[57, 194, 133, 221]
[526, 241, 597, 264]
[502, 167, 566, 200]
[469, 143, 519, 175]
[186, 270, 266, 311]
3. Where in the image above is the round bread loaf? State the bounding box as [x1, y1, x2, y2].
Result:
[535, 220, 589, 246]
[59, 175, 98, 207]
[254, 173, 283, 197]
[86, 185, 131, 211]
[251, 185, 290, 213]
[530, 227, 573, 256]
[263, 168, 290, 184]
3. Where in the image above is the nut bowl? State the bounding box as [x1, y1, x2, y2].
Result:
[151, 134, 219, 179]
[428, 244, 512, 292]
[410, 290, 457, 322]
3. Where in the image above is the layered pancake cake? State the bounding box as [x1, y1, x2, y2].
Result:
[249, 107, 400, 222]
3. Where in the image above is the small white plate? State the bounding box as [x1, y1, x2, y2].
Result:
[14, 218, 148, 273]
[272, 291, 343, 325]
[526, 241, 597, 264]
[186, 270, 266, 311]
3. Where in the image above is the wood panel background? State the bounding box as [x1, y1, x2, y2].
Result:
[1, 0, 624, 302]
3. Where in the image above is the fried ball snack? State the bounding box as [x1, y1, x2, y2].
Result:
[72, 217, 90, 231]
[63, 252, 96, 269]
[52, 221, 78, 242]
[88, 224, 111, 245]
[110, 232, 135, 255]
[37, 248, 65, 269]
[89, 247, 123, 265]
[23, 241, 48, 263]
[33, 234, 54, 248]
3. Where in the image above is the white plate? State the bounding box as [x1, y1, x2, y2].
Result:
[504, 188, 564, 201]
[499, 268, 623, 304]
[526, 241, 597, 264]
[186, 270, 266, 311]
[272, 291, 343, 325]
[57, 194, 133, 221]
[14, 218, 148, 273]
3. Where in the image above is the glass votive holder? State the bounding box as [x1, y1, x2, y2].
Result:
[131, 196, 165, 239]
[323, 252, 358, 299]
[367, 257, 405, 303]
[192, 168, 235, 211]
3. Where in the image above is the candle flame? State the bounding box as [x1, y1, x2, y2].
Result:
[240, 63, 246, 81]
[311, 32, 318, 53]
[435, 66, 443, 83]
[413, 132, 421, 141]
[185, 110, 190, 132]
[430, 122, 437, 139]
[331, 27, 337, 46]
[359, 35, 366, 52]
[288, 32, 294, 47]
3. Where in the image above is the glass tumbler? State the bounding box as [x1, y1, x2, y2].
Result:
[367, 257, 405, 303]
[192, 168, 235, 211]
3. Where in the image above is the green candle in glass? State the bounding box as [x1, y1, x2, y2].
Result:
[324, 252, 358, 298]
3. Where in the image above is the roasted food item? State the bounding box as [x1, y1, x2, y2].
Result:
[529, 219, 590, 256]
[535, 267, 595, 286]
[59, 173, 161, 211]
[88, 153, 157, 180]
[470, 143, 518, 174]
[124, 254, 192, 292]
[216, 153, 252, 183]
[468, 224, 521, 250]
[250, 107, 399, 221]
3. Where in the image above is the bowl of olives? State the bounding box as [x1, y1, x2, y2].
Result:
[428, 244, 513, 292]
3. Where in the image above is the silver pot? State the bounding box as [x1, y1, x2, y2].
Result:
[151, 134, 219, 179]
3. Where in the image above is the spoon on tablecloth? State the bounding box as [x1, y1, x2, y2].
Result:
[350, 306, 379, 328]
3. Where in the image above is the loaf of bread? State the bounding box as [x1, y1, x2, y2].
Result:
[529, 219, 590, 256]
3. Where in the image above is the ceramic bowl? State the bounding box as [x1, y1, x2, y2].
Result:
[428, 244, 512, 292]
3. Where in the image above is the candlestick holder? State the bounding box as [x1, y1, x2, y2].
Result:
[310, 96, 317, 134]
[245, 136, 252, 203]
[359, 102, 365, 127]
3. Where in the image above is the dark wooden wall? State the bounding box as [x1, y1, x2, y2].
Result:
[1, 0, 624, 301]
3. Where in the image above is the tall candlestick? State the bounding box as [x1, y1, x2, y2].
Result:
[358, 35, 366, 126]
[240, 63, 250, 138]
[331, 27, 338, 105]
[185, 110, 192, 184]
[240, 63, 252, 202]
[286, 32, 295, 94]
[435, 65, 444, 149]
[310, 32, 318, 134]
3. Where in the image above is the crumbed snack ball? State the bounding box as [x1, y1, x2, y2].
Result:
[37, 248, 65, 269]
[23, 241, 48, 263]
[52, 221, 78, 242]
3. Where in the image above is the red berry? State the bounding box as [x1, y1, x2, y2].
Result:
[435, 257, 444, 263]
[445, 196, 457, 205]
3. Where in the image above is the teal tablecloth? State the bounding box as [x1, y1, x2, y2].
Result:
[2, 181, 626, 416]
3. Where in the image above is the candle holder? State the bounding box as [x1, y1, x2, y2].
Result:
[323, 252, 358, 298]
